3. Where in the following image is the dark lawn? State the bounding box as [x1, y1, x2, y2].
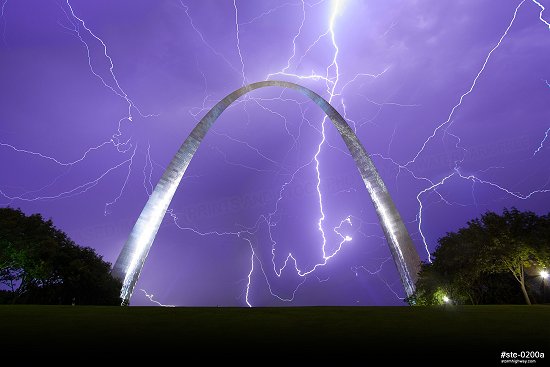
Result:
[1, 305, 548, 362]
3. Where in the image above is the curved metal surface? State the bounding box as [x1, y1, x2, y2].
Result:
[112, 80, 421, 304]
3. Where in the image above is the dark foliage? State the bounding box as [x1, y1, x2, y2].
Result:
[0, 207, 121, 305]
[409, 208, 550, 305]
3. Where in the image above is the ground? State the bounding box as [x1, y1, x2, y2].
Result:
[1, 305, 548, 363]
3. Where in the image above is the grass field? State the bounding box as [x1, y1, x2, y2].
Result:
[1, 305, 548, 362]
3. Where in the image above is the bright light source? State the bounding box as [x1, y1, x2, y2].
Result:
[332, 0, 346, 16]
[345, 235, 352, 241]
[541, 270, 549, 279]
[443, 295, 450, 303]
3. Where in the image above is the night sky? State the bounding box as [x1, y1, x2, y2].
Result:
[1, 0, 549, 306]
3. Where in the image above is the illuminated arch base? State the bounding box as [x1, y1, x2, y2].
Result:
[112, 81, 421, 305]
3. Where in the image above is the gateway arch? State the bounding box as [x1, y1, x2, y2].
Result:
[112, 80, 421, 305]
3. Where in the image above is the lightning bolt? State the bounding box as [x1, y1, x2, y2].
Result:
[534, 79, 550, 156]
[104, 145, 138, 214]
[1, 1, 156, 211]
[253, 0, 400, 303]
[416, 173, 455, 262]
[281, 0, 306, 74]
[405, 0, 527, 167]
[171, 0, 360, 306]
[63, 0, 146, 119]
[313, 0, 343, 264]
[531, 0, 550, 28]
[164, 209, 307, 307]
[140, 289, 175, 307]
[0, 140, 113, 166]
[68, 0, 550, 307]
[455, 170, 550, 200]
[196, 0, 405, 304]
[178, 1, 240, 74]
[533, 128, 549, 156]
[240, 2, 299, 27]
[0, 150, 136, 202]
[408, 0, 550, 264]
[252, 0, 360, 301]
[233, 0, 247, 86]
[4, 0, 548, 307]
[143, 143, 154, 196]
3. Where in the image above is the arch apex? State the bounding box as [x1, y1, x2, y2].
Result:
[112, 81, 421, 305]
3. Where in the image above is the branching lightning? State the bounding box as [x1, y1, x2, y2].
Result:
[408, 0, 550, 264]
[233, 0, 247, 86]
[105, 145, 138, 214]
[404, 0, 527, 168]
[416, 173, 455, 262]
[171, 0, 364, 306]
[533, 128, 550, 156]
[531, 0, 550, 28]
[0, 140, 113, 166]
[0, 0, 157, 212]
[140, 289, 175, 307]
[2, 0, 549, 307]
[143, 143, 154, 196]
[168, 0, 550, 305]
[178, 1, 240, 74]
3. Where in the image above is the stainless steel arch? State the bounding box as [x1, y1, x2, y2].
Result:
[112, 80, 421, 305]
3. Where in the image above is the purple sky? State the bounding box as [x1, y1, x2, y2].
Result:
[1, 0, 549, 306]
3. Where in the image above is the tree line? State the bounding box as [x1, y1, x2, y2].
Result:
[0, 208, 121, 305]
[1, 206, 548, 306]
[409, 208, 550, 305]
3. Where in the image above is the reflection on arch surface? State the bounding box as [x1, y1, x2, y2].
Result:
[112, 81, 421, 305]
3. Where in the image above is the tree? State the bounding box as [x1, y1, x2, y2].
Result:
[407, 262, 452, 306]
[410, 208, 549, 305]
[0, 207, 121, 305]
[476, 209, 548, 305]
